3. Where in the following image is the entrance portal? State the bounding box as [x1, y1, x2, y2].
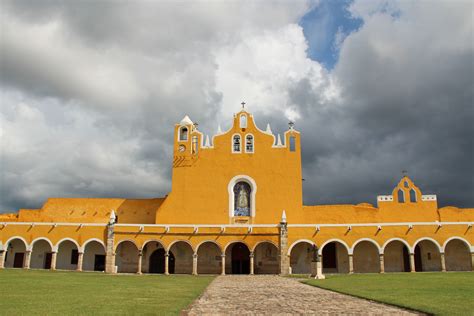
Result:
[231, 243, 250, 274]
[149, 249, 175, 273]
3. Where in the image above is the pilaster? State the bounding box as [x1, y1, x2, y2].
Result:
[105, 222, 116, 274]
[279, 220, 289, 275]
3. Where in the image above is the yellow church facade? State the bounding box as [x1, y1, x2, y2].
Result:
[1, 109, 473, 276]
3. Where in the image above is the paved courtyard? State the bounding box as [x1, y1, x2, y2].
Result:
[184, 275, 421, 315]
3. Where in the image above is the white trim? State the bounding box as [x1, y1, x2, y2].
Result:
[231, 133, 242, 153]
[228, 175, 257, 218]
[421, 195, 437, 201]
[4, 236, 29, 250]
[350, 238, 381, 255]
[29, 237, 54, 252]
[244, 133, 255, 153]
[55, 238, 80, 252]
[167, 239, 195, 253]
[320, 239, 350, 253]
[114, 239, 139, 252]
[381, 238, 411, 253]
[377, 195, 393, 202]
[287, 239, 315, 256]
[80, 238, 106, 253]
[195, 240, 223, 254]
[1, 221, 473, 229]
[411, 237, 442, 253]
[251, 240, 278, 252]
[442, 236, 472, 252]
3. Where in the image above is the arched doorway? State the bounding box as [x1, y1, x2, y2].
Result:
[322, 241, 349, 274]
[289, 241, 312, 274]
[225, 242, 250, 274]
[445, 239, 471, 271]
[115, 241, 139, 273]
[197, 242, 222, 274]
[30, 239, 53, 269]
[353, 240, 380, 273]
[383, 240, 410, 272]
[56, 240, 79, 270]
[82, 240, 106, 272]
[169, 241, 193, 274]
[414, 240, 441, 272]
[4, 238, 27, 268]
[253, 242, 279, 274]
[149, 248, 175, 274]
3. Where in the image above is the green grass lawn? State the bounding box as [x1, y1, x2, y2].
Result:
[305, 272, 474, 316]
[0, 269, 214, 315]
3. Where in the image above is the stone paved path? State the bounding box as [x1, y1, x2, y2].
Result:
[184, 275, 421, 315]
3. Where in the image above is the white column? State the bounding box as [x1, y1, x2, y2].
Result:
[192, 253, 198, 275]
[77, 252, 84, 272]
[221, 254, 226, 275]
[137, 251, 143, 274]
[471, 252, 474, 272]
[440, 252, 446, 272]
[165, 252, 169, 275]
[348, 254, 354, 274]
[24, 250, 31, 269]
[409, 253, 416, 272]
[0, 251, 5, 269]
[50, 251, 57, 270]
[250, 252, 254, 275]
[379, 254, 385, 273]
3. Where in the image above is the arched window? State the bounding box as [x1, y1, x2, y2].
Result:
[233, 182, 251, 216]
[192, 136, 198, 154]
[404, 181, 409, 188]
[410, 189, 417, 202]
[397, 189, 404, 203]
[240, 115, 247, 128]
[233, 135, 241, 152]
[179, 127, 188, 141]
[289, 136, 296, 152]
[245, 134, 254, 153]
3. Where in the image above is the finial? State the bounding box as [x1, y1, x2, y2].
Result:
[194, 122, 199, 130]
[241, 101, 246, 109]
[217, 124, 222, 134]
[402, 170, 408, 177]
[205, 135, 210, 147]
[281, 210, 287, 223]
[288, 121, 294, 130]
[277, 134, 283, 146]
[266, 123, 273, 134]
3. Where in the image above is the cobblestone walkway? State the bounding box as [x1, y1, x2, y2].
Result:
[184, 275, 421, 315]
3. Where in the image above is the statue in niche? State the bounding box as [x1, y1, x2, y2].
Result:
[234, 182, 251, 216]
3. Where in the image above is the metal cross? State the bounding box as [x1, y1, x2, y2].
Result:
[241, 101, 245, 109]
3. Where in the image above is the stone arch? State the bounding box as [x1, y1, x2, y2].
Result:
[30, 237, 54, 252]
[142, 240, 166, 274]
[169, 240, 194, 274]
[225, 241, 251, 274]
[382, 239, 411, 272]
[443, 237, 472, 271]
[115, 240, 139, 273]
[320, 239, 350, 274]
[289, 240, 315, 275]
[82, 239, 106, 272]
[224, 240, 251, 253]
[352, 239, 380, 273]
[196, 240, 223, 254]
[30, 238, 53, 269]
[253, 241, 279, 274]
[413, 238, 442, 272]
[4, 237, 28, 268]
[56, 238, 80, 270]
[197, 241, 222, 274]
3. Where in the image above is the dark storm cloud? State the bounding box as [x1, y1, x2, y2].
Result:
[0, 0, 472, 213]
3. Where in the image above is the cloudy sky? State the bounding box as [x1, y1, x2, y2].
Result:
[1, 0, 473, 213]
